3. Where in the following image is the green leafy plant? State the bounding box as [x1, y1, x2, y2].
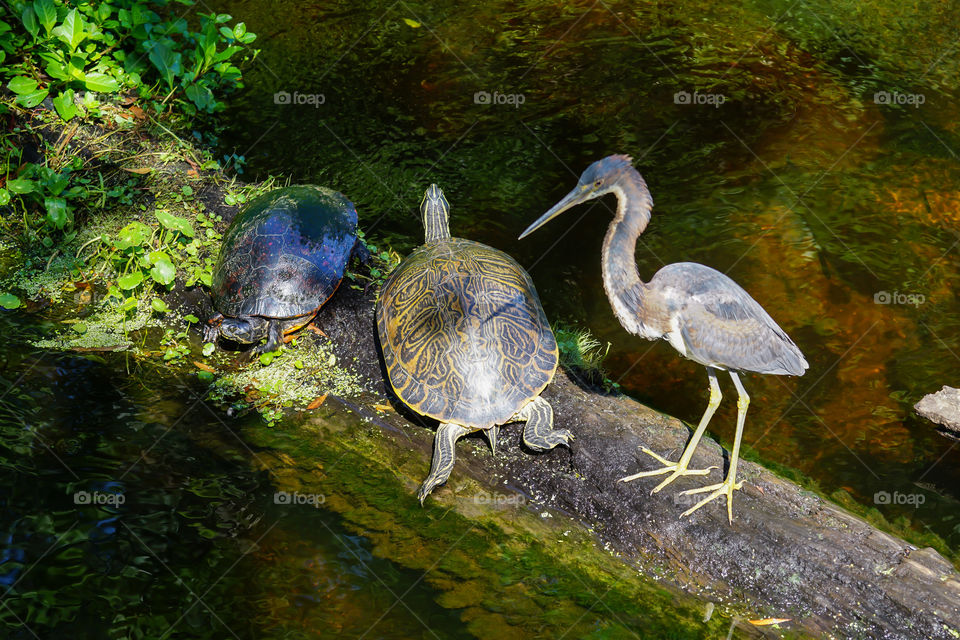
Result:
[89, 206, 219, 315]
[554, 323, 613, 387]
[0, 1, 257, 118]
[346, 229, 400, 288]
[0, 1, 257, 250]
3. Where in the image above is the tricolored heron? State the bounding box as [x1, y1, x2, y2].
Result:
[518, 155, 808, 523]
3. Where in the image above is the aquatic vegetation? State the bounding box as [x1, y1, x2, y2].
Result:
[208, 338, 369, 426]
[553, 322, 612, 386]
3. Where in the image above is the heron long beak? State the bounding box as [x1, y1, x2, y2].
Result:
[518, 185, 593, 239]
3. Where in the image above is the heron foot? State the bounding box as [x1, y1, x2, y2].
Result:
[618, 447, 717, 494]
[679, 476, 744, 525]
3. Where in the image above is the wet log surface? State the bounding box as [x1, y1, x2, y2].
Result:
[303, 283, 960, 640]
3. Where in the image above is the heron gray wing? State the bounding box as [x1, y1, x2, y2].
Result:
[651, 263, 808, 376]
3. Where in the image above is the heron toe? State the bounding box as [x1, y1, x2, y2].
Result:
[619, 446, 717, 493]
[679, 475, 745, 524]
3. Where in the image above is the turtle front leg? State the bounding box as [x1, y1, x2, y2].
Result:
[203, 313, 224, 343]
[418, 423, 472, 504]
[516, 396, 573, 451]
[252, 320, 284, 356]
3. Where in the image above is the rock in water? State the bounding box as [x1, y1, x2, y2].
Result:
[915, 386, 960, 438]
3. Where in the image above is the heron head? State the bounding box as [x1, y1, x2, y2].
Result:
[518, 155, 635, 239]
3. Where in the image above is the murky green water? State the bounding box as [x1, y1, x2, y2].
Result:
[0, 314, 474, 638]
[210, 0, 960, 546]
[5, 0, 960, 637]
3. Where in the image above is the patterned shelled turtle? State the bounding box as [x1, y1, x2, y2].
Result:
[205, 185, 358, 355]
[376, 184, 573, 503]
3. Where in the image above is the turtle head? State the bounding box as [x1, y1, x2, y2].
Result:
[420, 184, 451, 243]
[218, 317, 270, 345]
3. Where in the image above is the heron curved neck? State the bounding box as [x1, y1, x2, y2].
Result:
[423, 207, 451, 243]
[601, 170, 654, 336]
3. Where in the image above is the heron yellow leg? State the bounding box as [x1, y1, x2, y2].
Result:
[418, 423, 472, 504]
[619, 367, 721, 492]
[679, 371, 749, 524]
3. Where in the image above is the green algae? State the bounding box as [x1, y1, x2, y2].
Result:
[209, 337, 369, 424]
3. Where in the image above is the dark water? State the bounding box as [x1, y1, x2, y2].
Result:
[0, 316, 466, 638]
[212, 0, 960, 548]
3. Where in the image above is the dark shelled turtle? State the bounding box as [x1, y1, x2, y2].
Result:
[376, 184, 573, 503]
[205, 185, 358, 355]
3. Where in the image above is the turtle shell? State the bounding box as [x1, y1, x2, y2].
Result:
[376, 238, 558, 429]
[212, 186, 358, 319]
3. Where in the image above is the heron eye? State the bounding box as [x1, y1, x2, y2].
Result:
[593, 180, 603, 188]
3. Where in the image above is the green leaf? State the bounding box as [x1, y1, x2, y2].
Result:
[66, 55, 86, 82]
[402, 18, 421, 28]
[16, 89, 48, 108]
[184, 314, 199, 324]
[33, 0, 56, 35]
[147, 41, 181, 89]
[117, 271, 144, 290]
[45, 60, 70, 81]
[6, 178, 36, 194]
[52, 90, 78, 121]
[155, 209, 194, 237]
[115, 221, 150, 250]
[150, 298, 170, 313]
[149, 259, 175, 285]
[21, 7, 38, 38]
[41, 169, 69, 196]
[259, 352, 275, 365]
[52, 9, 86, 52]
[73, 322, 88, 334]
[197, 370, 214, 382]
[202, 342, 215, 357]
[120, 296, 138, 312]
[83, 72, 119, 93]
[147, 250, 171, 265]
[45, 197, 68, 228]
[0, 190, 9, 206]
[7, 76, 38, 95]
[0, 293, 21, 309]
[185, 83, 214, 112]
